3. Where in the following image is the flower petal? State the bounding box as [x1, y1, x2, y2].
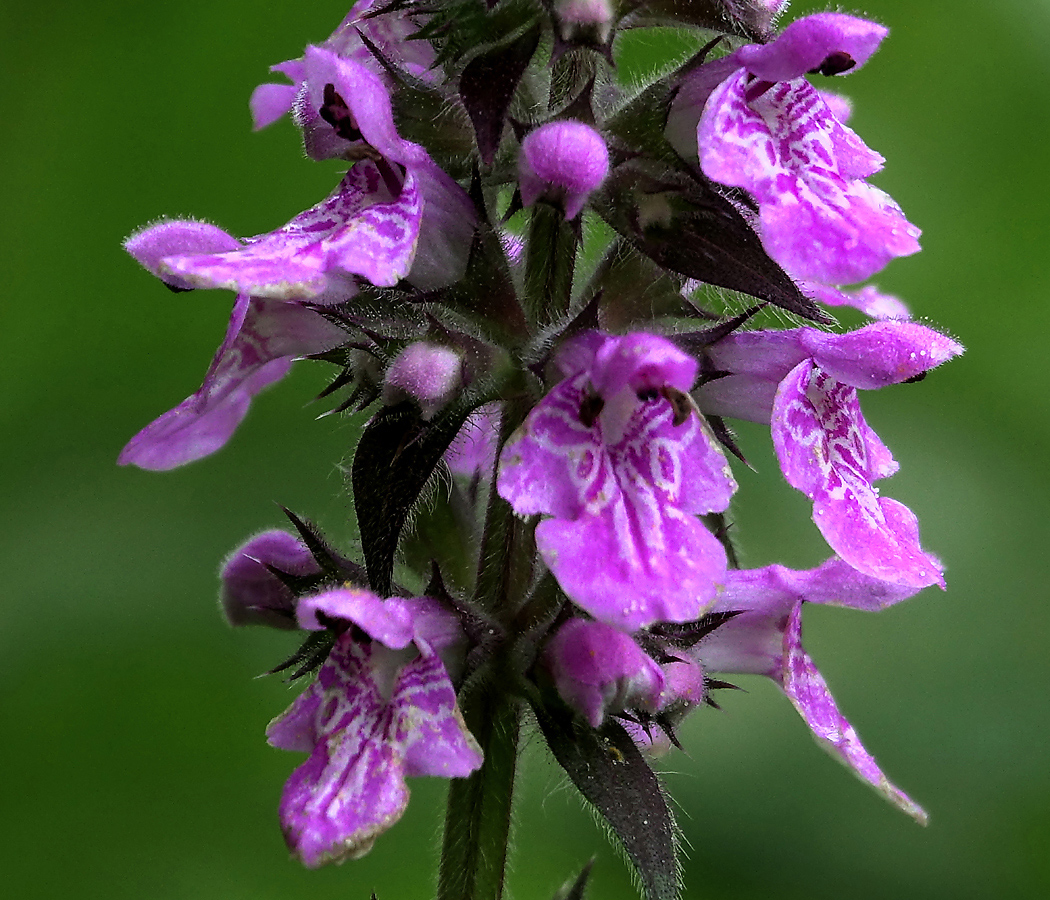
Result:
[545, 619, 665, 727]
[772, 361, 944, 587]
[269, 638, 410, 867]
[779, 603, 929, 823]
[118, 297, 345, 470]
[397, 649, 483, 778]
[161, 162, 420, 300]
[733, 13, 888, 83]
[220, 530, 319, 629]
[700, 73, 918, 285]
[296, 587, 415, 649]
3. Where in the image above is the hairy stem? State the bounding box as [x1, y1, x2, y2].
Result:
[437, 686, 522, 900]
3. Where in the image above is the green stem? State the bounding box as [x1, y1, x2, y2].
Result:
[523, 204, 578, 328]
[438, 397, 536, 900]
[437, 687, 522, 900]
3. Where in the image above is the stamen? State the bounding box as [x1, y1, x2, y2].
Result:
[319, 83, 363, 142]
[810, 51, 856, 77]
[579, 393, 605, 427]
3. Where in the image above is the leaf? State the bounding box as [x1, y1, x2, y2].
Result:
[351, 400, 472, 596]
[592, 170, 831, 322]
[460, 23, 541, 164]
[532, 696, 680, 900]
[554, 859, 595, 900]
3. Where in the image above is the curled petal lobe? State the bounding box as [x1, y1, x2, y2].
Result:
[780, 603, 928, 824]
[220, 530, 319, 629]
[545, 619, 665, 727]
[698, 562, 927, 822]
[772, 361, 944, 587]
[118, 297, 345, 470]
[296, 587, 415, 649]
[125, 220, 240, 291]
[732, 13, 889, 83]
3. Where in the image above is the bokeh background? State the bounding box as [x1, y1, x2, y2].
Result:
[3, 0, 1048, 897]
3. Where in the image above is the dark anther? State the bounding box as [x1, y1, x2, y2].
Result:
[810, 51, 856, 77]
[903, 371, 928, 384]
[319, 83, 363, 142]
[579, 393, 605, 428]
[659, 386, 694, 427]
[636, 388, 659, 402]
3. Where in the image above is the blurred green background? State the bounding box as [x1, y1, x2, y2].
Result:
[2, 0, 1048, 897]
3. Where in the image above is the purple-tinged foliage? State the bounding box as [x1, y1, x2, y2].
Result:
[269, 587, 482, 866]
[498, 332, 736, 631]
[697, 559, 929, 823]
[118, 295, 345, 470]
[545, 618, 665, 727]
[519, 121, 610, 220]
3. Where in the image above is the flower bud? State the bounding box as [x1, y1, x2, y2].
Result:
[518, 121, 609, 220]
[383, 342, 463, 419]
[553, 0, 614, 45]
[545, 619, 665, 727]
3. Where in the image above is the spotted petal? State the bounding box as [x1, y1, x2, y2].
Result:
[268, 634, 480, 867]
[700, 73, 919, 285]
[499, 362, 735, 630]
[771, 360, 943, 587]
[161, 162, 421, 300]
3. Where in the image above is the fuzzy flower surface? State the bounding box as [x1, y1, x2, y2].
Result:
[498, 332, 737, 631]
[669, 13, 920, 293]
[267, 587, 482, 867]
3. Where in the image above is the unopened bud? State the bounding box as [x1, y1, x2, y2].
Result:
[383, 342, 463, 419]
[518, 120, 609, 221]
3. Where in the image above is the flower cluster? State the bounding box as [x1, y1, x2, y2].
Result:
[124, 1, 960, 893]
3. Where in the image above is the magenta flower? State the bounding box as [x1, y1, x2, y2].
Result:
[668, 13, 920, 290]
[220, 529, 321, 629]
[519, 120, 610, 220]
[118, 294, 345, 470]
[267, 586, 482, 867]
[697, 559, 929, 823]
[697, 322, 961, 586]
[544, 618, 665, 727]
[498, 332, 737, 631]
[251, 0, 439, 150]
[133, 49, 474, 304]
